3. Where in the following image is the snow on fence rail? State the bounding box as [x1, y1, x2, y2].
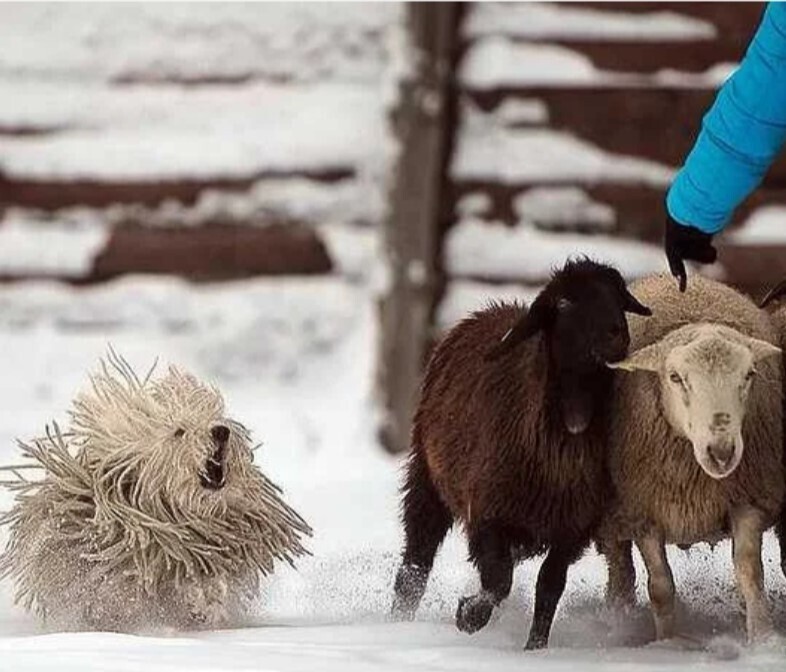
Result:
[0, 3, 400, 282]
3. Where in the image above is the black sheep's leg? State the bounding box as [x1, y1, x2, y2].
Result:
[456, 524, 514, 634]
[525, 540, 586, 650]
[392, 450, 453, 619]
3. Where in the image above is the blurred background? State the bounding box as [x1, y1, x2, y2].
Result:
[0, 2, 785, 461]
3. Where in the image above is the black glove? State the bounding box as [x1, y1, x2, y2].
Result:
[664, 214, 717, 292]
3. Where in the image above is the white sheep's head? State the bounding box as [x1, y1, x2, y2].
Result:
[610, 323, 781, 480]
[69, 354, 258, 518]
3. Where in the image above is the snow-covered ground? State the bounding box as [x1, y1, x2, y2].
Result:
[0, 277, 785, 671]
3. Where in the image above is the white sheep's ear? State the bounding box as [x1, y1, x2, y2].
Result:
[747, 337, 781, 362]
[607, 342, 661, 372]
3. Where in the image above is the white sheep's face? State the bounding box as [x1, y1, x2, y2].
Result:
[662, 337, 755, 479]
[610, 324, 780, 480]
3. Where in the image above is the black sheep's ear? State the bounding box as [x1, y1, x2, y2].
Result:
[485, 297, 552, 361]
[621, 287, 651, 316]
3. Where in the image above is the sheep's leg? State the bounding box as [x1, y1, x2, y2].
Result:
[601, 538, 636, 609]
[525, 540, 585, 650]
[777, 514, 786, 580]
[392, 450, 452, 619]
[731, 507, 773, 643]
[456, 524, 514, 634]
[636, 534, 675, 640]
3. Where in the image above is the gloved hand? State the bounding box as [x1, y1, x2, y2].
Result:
[664, 213, 717, 292]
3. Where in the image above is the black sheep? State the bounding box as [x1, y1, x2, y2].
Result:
[391, 259, 651, 649]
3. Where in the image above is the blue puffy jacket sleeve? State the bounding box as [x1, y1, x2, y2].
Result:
[666, 3, 786, 234]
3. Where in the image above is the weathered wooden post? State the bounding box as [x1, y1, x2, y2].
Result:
[377, 3, 461, 454]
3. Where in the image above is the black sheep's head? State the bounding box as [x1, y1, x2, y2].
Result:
[487, 258, 651, 434]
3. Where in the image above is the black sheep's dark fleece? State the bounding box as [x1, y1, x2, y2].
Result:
[391, 259, 651, 649]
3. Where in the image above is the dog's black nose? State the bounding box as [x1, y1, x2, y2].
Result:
[211, 425, 230, 444]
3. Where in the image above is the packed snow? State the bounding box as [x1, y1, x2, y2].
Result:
[453, 123, 674, 187]
[514, 187, 616, 232]
[437, 280, 540, 329]
[0, 213, 109, 277]
[464, 3, 717, 42]
[730, 206, 786, 245]
[460, 38, 734, 90]
[455, 192, 493, 219]
[445, 217, 668, 282]
[454, 101, 674, 186]
[461, 40, 601, 88]
[492, 98, 550, 126]
[0, 3, 399, 84]
[0, 277, 785, 672]
[0, 82, 387, 181]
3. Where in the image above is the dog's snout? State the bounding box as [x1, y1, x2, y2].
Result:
[211, 425, 230, 444]
[202, 426, 230, 490]
[710, 412, 731, 432]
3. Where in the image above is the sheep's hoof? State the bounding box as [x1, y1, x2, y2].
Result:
[456, 594, 494, 634]
[390, 596, 416, 621]
[524, 635, 547, 651]
[391, 564, 427, 620]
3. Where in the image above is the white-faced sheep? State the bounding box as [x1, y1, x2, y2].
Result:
[0, 351, 312, 632]
[757, 279, 786, 579]
[391, 258, 652, 649]
[602, 273, 783, 643]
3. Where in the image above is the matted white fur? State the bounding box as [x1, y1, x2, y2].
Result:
[0, 350, 312, 632]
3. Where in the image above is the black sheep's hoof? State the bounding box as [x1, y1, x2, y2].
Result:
[524, 635, 547, 651]
[456, 594, 494, 634]
[390, 595, 417, 621]
[391, 564, 427, 620]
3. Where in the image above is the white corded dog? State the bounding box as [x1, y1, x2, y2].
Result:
[0, 350, 311, 632]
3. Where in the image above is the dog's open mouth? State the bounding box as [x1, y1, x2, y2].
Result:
[200, 425, 230, 490]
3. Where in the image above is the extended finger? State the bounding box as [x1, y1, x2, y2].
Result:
[667, 252, 687, 293]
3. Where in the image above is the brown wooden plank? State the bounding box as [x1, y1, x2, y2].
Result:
[447, 182, 786, 243]
[589, 186, 786, 243]
[87, 223, 332, 282]
[0, 169, 352, 210]
[718, 242, 786, 302]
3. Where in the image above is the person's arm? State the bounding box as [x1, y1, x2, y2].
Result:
[665, 3, 786, 288]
